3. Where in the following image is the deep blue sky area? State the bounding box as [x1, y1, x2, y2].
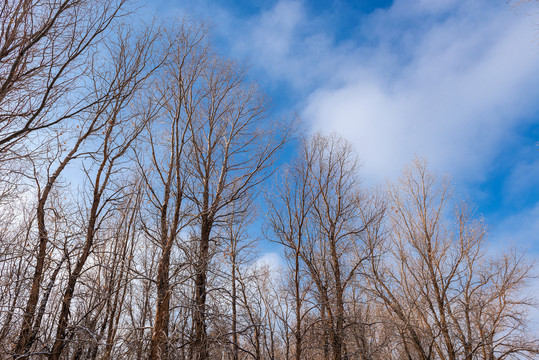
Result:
[144, 0, 539, 256]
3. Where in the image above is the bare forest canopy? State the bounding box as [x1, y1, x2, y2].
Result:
[0, 1, 537, 359]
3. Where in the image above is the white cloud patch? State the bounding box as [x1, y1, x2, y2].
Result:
[251, 1, 303, 57]
[300, 1, 539, 184]
[255, 252, 283, 274]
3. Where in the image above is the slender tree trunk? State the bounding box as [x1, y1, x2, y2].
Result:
[49, 204, 99, 360]
[26, 256, 65, 351]
[49, 145, 110, 359]
[330, 232, 344, 360]
[321, 305, 329, 360]
[254, 324, 262, 360]
[103, 215, 136, 360]
[150, 247, 172, 359]
[294, 252, 302, 360]
[231, 253, 239, 360]
[193, 222, 211, 360]
[14, 168, 70, 356]
[0, 256, 26, 341]
[13, 197, 50, 356]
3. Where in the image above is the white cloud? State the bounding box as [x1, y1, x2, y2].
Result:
[231, 1, 338, 91]
[251, 1, 303, 57]
[255, 252, 283, 274]
[301, 1, 539, 184]
[187, 0, 539, 185]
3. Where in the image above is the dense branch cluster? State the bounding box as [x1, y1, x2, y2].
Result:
[0, 1, 537, 359]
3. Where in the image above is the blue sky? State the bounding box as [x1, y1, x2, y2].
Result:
[143, 0, 539, 256]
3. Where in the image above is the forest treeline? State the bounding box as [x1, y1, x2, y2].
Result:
[0, 0, 537, 359]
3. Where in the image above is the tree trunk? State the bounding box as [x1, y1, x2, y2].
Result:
[193, 222, 211, 360]
[294, 252, 302, 360]
[231, 253, 239, 360]
[48, 220, 97, 360]
[150, 247, 172, 359]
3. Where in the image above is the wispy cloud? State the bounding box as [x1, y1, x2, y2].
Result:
[300, 0, 539, 184]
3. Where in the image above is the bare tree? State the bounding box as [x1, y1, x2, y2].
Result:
[7, 22, 159, 359]
[367, 159, 539, 360]
[0, 0, 127, 157]
[217, 199, 258, 360]
[0, 199, 35, 352]
[48, 30, 159, 360]
[183, 50, 292, 359]
[57, 181, 142, 359]
[134, 20, 209, 359]
[268, 133, 384, 360]
[267, 136, 318, 360]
